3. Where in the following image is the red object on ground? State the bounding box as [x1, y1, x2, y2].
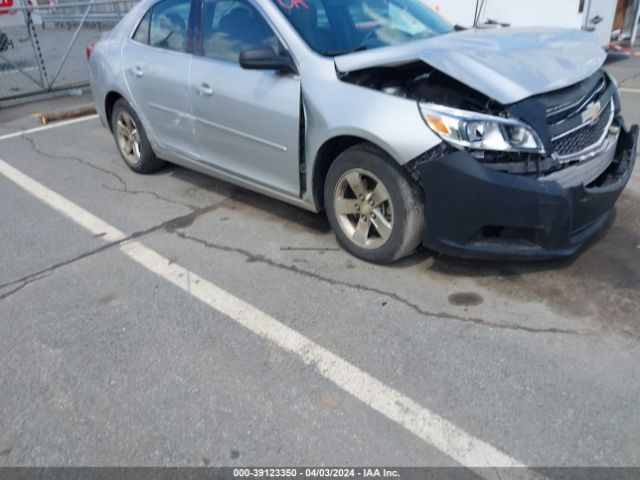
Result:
[609, 42, 640, 58]
[86, 43, 94, 60]
[0, 0, 15, 15]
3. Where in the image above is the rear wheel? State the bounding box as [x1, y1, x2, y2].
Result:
[324, 143, 425, 264]
[111, 98, 164, 174]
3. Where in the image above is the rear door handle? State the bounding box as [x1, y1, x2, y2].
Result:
[198, 83, 214, 96]
[132, 65, 144, 78]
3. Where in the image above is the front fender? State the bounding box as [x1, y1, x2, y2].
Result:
[300, 56, 442, 207]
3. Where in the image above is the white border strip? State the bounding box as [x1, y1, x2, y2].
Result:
[0, 154, 542, 479]
[0, 114, 99, 141]
[619, 87, 640, 94]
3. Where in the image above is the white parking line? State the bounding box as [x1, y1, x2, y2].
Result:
[0, 160, 125, 243]
[0, 154, 543, 478]
[0, 114, 99, 141]
[619, 87, 640, 94]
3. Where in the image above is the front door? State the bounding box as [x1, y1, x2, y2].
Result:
[189, 0, 301, 196]
[122, 0, 199, 160]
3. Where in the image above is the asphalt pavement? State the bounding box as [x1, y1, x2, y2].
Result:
[0, 56, 639, 472]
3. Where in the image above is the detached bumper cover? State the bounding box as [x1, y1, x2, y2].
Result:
[416, 125, 638, 259]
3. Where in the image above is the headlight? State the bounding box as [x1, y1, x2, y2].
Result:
[419, 103, 545, 154]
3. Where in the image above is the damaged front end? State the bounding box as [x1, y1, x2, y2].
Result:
[340, 62, 638, 259]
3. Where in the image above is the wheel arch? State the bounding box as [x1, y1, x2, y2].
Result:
[104, 90, 125, 132]
[311, 135, 403, 211]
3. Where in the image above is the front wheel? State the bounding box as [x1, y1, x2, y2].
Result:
[324, 143, 425, 264]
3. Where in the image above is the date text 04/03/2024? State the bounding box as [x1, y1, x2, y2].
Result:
[233, 468, 400, 478]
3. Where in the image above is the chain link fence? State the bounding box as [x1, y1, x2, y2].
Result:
[0, 0, 137, 102]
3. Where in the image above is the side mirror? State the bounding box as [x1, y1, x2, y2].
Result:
[239, 48, 297, 74]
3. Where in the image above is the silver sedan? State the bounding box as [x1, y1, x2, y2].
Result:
[88, 0, 637, 262]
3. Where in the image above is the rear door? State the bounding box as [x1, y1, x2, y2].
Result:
[122, 0, 199, 160]
[188, 0, 301, 196]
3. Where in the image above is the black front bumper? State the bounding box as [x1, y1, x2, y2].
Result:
[415, 125, 638, 260]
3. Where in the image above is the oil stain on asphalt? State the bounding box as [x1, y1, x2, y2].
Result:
[448, 292, 484, 307]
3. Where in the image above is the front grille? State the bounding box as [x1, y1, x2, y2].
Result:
[551, 99, 612, 158]
[473, 72, 616, 178]
[545, 77, 606, 125]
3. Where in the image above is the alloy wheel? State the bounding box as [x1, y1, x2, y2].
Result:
[116, 111, 141, 165]
[333, 168, 394, 250]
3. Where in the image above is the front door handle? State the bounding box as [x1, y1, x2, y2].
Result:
[132, 65, 144, 78]
[198, 83, 214, 96]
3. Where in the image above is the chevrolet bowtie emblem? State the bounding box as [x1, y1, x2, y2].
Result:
[582, 101, 602, 125]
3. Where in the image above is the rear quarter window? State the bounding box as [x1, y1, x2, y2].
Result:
[132, 10, 151, 44]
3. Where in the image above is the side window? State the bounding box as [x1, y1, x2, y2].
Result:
[132, 10, 151, 44]
[202, 0, 278, 63]
[149, 0, 192, 53]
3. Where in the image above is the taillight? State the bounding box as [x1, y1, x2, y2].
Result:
[86, 43, 94, 61]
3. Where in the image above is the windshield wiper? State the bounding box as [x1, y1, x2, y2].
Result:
[322, 46, 368, 57]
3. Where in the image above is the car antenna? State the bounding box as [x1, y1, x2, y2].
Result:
[473, 0, 479, 28]
[473, 0, 486, 28]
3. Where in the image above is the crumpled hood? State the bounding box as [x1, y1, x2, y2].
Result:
[334, 28, 607, 105]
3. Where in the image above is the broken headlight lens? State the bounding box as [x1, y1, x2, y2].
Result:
[419, 103, 545, 154]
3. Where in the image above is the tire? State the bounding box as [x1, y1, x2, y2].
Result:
[324, 143, 425, 264]
[111, 98, 164, 174]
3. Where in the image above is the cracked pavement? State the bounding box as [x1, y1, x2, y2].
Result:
[0, 58, 639, 468]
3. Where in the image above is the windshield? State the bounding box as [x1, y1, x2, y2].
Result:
[272, 0, 453, 56]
